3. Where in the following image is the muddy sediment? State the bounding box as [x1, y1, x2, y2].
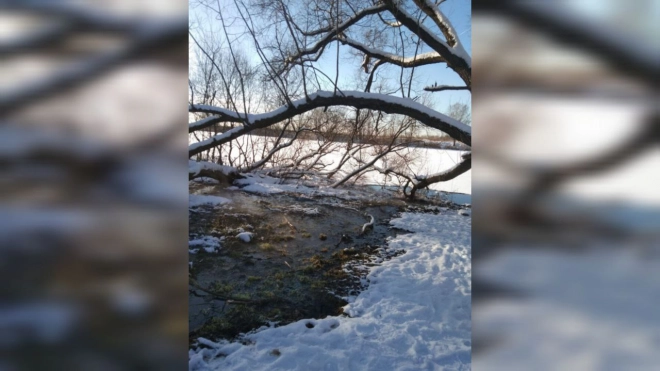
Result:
[188, 185, 458, 343]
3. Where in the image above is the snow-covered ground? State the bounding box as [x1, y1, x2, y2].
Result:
[190, 160, 470, 204]
[189, 135, 471, 196]
[189, 211, 471, 371]
[189, 194, 231, 208]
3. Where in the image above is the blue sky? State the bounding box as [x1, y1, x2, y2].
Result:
[189, 0, 471, 113]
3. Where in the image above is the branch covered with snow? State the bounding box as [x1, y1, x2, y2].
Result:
[423, 85, 470, 92]
[383, 0, 471, 86]
[188, 160, 241, 182]
[338, 36, 446, 69]
[189, 90, 471, 157]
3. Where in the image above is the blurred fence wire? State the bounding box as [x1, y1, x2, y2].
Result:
[1, 0, 188, 370]
[472, 0, 658, 370]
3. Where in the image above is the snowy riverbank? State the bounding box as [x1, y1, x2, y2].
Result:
[189, 210, 471, 371]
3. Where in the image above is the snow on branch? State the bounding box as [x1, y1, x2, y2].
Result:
[189, 90, 471, 157]
[383, 0, 471, 86]
[338, 36, 445, 68]
[423, 85, 470, 92]
[414, 0, 460, 47]
[189, 160, 237, 177]
[377, 12, 402, 28]
[273, 1, 470, 88]
[189, 160, 241, 182]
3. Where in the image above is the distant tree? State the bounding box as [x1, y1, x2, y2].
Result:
[444, 101, 470, 145]
[446, 102, 471, 126]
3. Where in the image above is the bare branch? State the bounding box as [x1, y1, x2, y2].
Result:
[281, 4, 388, 67]
[189, 90, 471, 156]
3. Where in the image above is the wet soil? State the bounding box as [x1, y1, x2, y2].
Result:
[188, 184, 462, 343]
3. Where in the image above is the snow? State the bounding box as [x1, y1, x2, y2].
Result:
[189, 160, 237, 178]
[192, 134, 471, 197]
[190, 90, 471, 147]
[189, 236, 224, 253]
[236, 232, 253, 243]
[190, 210, 471, 370]
[389, 2, 471, 68]
[341, 36, 444, 66]
[234, 174, 294, 194]
[323, 91, 471, 135]
[234, 174, 345, 197]
[418, 0, 472, 67]
[189, 195, 231, 208]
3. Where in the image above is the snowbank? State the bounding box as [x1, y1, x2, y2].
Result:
[189, 160, 238, 178]
[190, 211, 471, 370]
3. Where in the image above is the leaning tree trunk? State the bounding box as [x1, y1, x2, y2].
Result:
[410, 153, 471, 199]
